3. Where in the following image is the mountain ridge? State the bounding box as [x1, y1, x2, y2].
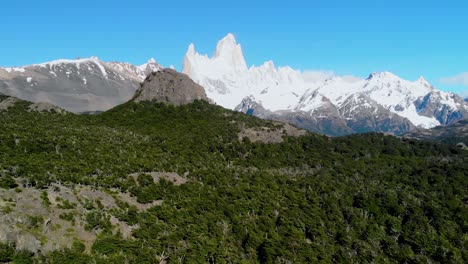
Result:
[0, 57, 163, 113]
[1, 34, 467, 136]
[182, 34, 468, 135]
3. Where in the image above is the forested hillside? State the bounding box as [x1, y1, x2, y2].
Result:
[403, 119, 468, 146]
[0, 96, 466, 263]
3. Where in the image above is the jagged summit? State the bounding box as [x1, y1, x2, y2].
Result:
[213, 33, 248, 72]
[132, 68, 208, 105]
[183, 34, 468, 134]
[366, 71, 400, 81]
[186, 43, 196, 56]
[1, 34, 467, 136]
[183, 33, 248, 80]
[416, 76, 432, 88]
[214, 34, 240, 55]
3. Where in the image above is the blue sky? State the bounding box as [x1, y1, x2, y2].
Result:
[1, 0, 467, 96]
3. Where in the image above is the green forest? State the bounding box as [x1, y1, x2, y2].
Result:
[0, 96, 466, 263]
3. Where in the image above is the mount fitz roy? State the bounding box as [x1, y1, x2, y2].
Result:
[183, 34, 468, 136]
[1, 33, 467, 135]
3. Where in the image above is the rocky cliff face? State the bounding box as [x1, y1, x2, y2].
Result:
[183, 34, 468, 136]
[132, 69, 208, 105]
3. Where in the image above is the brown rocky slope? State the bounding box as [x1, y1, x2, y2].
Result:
[132, 68, 208, 105]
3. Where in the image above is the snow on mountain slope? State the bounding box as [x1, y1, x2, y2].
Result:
[298, 72, 440, 128]
[0, 57, 163, 112]
[183, 33, 468, 131]
[107, 58, 163, 81]
[183, 34, 326, 111]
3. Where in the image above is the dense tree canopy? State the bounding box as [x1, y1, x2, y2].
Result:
[0, 98, 466, 263]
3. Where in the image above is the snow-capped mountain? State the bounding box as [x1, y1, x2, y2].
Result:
[183, 33, 468, 135]
[1, 33, 466, 136]
[0, 57, 163, 112]
[183, 33, 320, 111]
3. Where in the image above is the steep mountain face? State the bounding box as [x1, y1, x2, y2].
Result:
[183, 34, 468, 136]
[132, 69, 208, 105]
[0, 57, 162, 112]
[183, 34, 315, 111]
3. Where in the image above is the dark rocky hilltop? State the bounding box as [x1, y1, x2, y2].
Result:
[132, 69, 208, 105]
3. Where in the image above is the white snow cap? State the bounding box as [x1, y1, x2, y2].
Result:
[182, 33, 468, 129]
[416, 76, 432, 88]
[367, 71, 400, 80]
[213, 33, 248, 72]
[187, 43, 196, 56]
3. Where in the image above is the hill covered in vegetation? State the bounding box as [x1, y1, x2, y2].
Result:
[0, 95, 466, 263]
[403, 119, 468, 146]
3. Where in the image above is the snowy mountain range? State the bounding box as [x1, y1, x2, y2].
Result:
[0, 57, 162, 112]
[183, 34, 468, 135]
[1, 33, 467, 135]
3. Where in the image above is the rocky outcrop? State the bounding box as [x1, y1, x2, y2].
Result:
[238, 122, 307, 144]
[0, 95, 66, 114]
[414, 91, 468, 125]
[132, 69, 208, 105]
[0, 96, 20, 111]
[28, 102, 66, 113]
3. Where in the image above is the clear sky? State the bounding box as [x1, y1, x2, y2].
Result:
[2, 0, 467, 96]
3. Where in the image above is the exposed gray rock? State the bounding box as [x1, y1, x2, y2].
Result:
[235, 94, 414, 136]
[0, 181, 165, 255]
[16, 234, 42, 253]
[0, 96, 20, 111]
[238, 122, 307, 144]
[415, 91, 468, 125]
[0, 57, 162, 113]
[235, 95, 272, 118]
[339, 94, 415, 134]
[28, 102, 66, 113]
[132, 69, 208, 105]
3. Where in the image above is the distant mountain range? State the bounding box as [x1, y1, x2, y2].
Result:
[0, 57, 162, 112]
[183, 34, 468, 136]
[1, 34, 467, 136]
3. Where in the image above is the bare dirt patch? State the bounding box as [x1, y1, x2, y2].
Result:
[0, 180, 168, 254]
[238, 122, 306, 143]
[0, 97, 20, 111]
